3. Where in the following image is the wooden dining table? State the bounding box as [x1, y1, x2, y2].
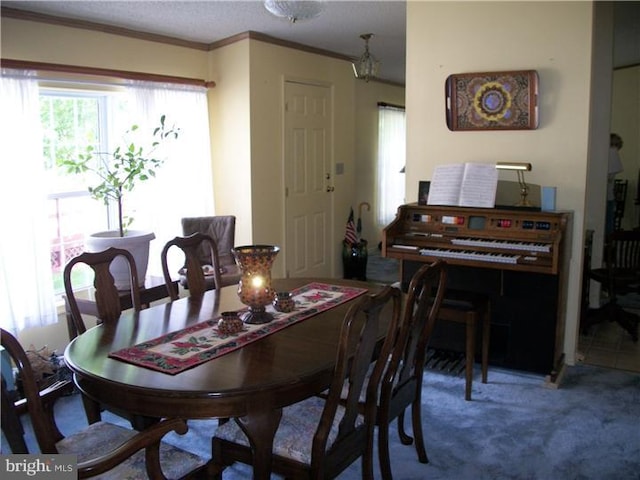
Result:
[64, 277, 386, 480]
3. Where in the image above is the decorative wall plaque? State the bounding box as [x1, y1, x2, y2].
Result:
[445, 70, 539, 131]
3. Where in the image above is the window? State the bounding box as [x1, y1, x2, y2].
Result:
[39, 84, 216, 295]
[377, 104, 406, 226]
[41, 90, 123, 292]
[1, 70, 215, 334]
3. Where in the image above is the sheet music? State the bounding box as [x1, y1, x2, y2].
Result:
[458, 163, 498, 207]
[427, 163, 498, 208]
[427, 164, 465, 206]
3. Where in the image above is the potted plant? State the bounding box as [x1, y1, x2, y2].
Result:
[58, 115, 179, 288]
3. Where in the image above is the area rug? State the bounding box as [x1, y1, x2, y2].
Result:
[109, 282, 367, 374]
[5, 364, 639, 479]
[188, 364, 640, 480]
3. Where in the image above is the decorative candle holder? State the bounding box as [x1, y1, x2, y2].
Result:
[232, 245, 280, 324]
[218, 311, 244, 335]
[273, 291, 295, 313]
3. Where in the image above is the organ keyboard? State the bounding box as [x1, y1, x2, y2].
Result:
[382, 203, 572, 377]
[382, 204, 568, 275]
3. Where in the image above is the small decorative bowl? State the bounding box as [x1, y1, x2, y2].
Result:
[273, 291, 296, 313]
[218, 311, 244, 335]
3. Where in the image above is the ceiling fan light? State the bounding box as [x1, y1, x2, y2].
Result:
[352, 33, 380, 82]
[264, 0, 325, 23]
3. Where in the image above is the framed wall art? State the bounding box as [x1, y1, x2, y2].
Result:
[445, 70, 539, 131]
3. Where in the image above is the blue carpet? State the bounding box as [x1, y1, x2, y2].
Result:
[366, 250, 400, 285]
[4, 364, 639, 479]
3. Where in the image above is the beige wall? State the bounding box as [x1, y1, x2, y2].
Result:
[406, 1, 603, 366]
[208, 39, 367, 277]
[206, 40, 253, 247]
[246, 41, 357, 277]
[2, 17, 217, 353]
[1, 15, 384, 350]
[585, 1, 615, 308]
[354, 82, 405, 250]
[1, 17, 208, 78]
[4, 3, 615, 368]
[208, 39, 408, 276]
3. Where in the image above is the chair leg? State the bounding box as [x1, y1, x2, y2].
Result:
[581, 304, 609, 335]
[481, 304, 490, 384]
[614, 305, 640, 342]
[411, 396, 428, 464]
[378, 427, 393, 480]
[464, 314, 476, 401]
[363, 425, 376, 480]
[204, 460, 224, 480]
[381, 414, 410, 480]
[396, 410, 413, 445]
[1, 388, 27, 453]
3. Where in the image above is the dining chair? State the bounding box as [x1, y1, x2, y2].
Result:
[374, 260, 447, 479]
[63, 247, 142, 340]
[0, 328, 209, 479]
[583, 229, 640, 342]
[161, 232, 222, 301]
[210, 285, 403, 479]
[181, 216, 241, 288]
[63, 247, 145, 427]
[329, 261, 448, 478]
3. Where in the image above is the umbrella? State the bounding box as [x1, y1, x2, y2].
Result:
[357, 202, 370, 242]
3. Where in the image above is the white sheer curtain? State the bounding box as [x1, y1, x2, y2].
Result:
[377, 104, 406, 226]
[0, 70, 58, 334]
[121, 82, 215, 277]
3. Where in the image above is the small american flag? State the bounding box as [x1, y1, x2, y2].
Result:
[344, 207, 358, 245]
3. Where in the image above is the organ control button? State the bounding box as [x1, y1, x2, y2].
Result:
[442, 215, 465, 225]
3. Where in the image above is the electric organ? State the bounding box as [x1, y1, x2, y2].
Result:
[383, 203, 571, 377]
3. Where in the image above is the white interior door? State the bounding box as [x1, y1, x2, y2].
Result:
[284, 81, 333, 278]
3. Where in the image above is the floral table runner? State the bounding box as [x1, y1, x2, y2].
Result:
[109, 282, 367, 374]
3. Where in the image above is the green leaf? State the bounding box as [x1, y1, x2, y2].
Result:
[58, 115, 179, 235]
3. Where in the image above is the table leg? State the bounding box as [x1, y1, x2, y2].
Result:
[80, 394, 102, 424]
[235, 407, 283, 480]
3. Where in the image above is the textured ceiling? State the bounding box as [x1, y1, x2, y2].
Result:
[2, 0, 407, 84]
[3, 1, 639, 86]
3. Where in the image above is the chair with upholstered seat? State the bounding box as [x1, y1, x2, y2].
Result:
[63, 248, 145, 426]
[1, 328, 209, 479]
[583, 229, 640, 342]
[211, 285, 402, 480]
[328, 261, 447, 478]
[161, 233, 222, 301]
[181, 216, 241, 289]
[63, 247, 142, 340]
[366, 260, 447, 479]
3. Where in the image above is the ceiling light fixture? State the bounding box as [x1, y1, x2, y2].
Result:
[352, 33, 380, 82]
[264, 0, 325, 23]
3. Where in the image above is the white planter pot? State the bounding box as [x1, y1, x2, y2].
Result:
[85, 230, 155, 290]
